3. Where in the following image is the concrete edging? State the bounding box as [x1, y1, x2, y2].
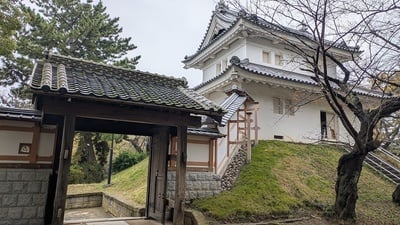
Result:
[66, 192, 145, 217]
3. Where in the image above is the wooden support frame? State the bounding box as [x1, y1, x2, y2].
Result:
[40, 98, 201, 128]
[173, 126, 187, 225]
[52, 114, 76, 225]
[246, 112, 252, 163]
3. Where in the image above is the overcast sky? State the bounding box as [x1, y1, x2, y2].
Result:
[102, 0, 218, 87]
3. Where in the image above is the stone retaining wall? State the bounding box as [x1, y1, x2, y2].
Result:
[65, 192, 102, 209]
[167, 171, 221, 201]
[66, 192, 145, 217]
[102, 193, 145, 217]
[0, 168, 51, 225]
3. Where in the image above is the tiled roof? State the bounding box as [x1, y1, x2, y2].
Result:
[194, 58, 387, 98]
[183, 3, 360, 63]
[188, 115, 225, 137]
[30, 54, 224, 117]
[188, 127, 225, 137]
[219, 92, 247, 126]
[0, 107, 42, 122]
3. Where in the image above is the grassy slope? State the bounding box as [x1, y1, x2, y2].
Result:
[193, 141, 399, 223]
[68, 158, 148, 206]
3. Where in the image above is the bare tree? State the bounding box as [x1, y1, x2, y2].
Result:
[227, 0, 400, 221]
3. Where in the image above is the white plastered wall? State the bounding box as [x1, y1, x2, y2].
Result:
[0, 120, 56, 163]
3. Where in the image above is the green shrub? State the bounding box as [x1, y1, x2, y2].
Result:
[69, 164, 85, 184]
[112, 151, 147, 173]
[68, 161, 104, 184]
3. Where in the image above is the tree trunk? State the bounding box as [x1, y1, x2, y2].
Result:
[334, 151, 366, 221]
[393, 184, 400, 205]
[83, 132, 96, 162]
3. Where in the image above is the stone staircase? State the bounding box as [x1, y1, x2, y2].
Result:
[364, 147, 400, 184]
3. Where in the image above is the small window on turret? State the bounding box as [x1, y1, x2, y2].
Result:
[262, 51, 271, 64]
[222, 59, 227, 70]
[216, 63, 222, 74]
[275, 53, 283, 66]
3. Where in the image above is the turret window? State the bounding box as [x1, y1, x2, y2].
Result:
[216, 63, 222, 74]
[275, 53, 283, 66]
[262, 51, 271, 64]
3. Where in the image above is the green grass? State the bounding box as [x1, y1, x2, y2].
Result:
[69, 141, 399, 224]
[192, 141, 398, 223]
[68, 157, 148, 206]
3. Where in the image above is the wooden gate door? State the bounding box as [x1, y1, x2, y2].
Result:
[147, 127, 169, 222]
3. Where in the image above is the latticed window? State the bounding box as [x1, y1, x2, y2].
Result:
[273, 97, 295, 116]
[263, 51, 271, 64]
[285, 99, 295, 116]
[273, 97, 283, 114]
[216, 62, 221, 74]
[275, 53, 283, 66]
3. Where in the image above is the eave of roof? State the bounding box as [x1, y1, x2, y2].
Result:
[188, 127, 225, 138]
[194, 59, 387, 99]
[0, 107, 42, 122]
[220, 92, 247, 126]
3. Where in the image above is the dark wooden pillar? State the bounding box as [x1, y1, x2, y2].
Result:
[147, 127, 169, 223]
[52, 114, 75, 225]
[173, 126, 187, 225]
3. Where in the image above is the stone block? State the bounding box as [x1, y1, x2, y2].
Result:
[212, 174, 221, 180]
[2, 194, 17, 207]
[209, 181, 218, 190]
[17, 194, 32, 206]
[185, 182, 193, 190]
[168, 172, 176, 180]
[167, 181, 175, 190]
[193, 181, 202, 190]
[0, 220, 11, 225]
[32, 193, 46, 206]
[201, 181, 210, 190]
[6, 171, 21, 181]
[41, 181, 49, 193]
[27, 182, 41, 193]
[13, 219, 30, 225]
[187, 173, 196, 181]
[21, 171, 35, 181]
[197, 173, 206, 181]
[189, 191, 198, 199]
[213, 190, 220, 195]
[0, 208, 8, 218]
[37, 206, 45, 218]
[29, 219, 44, 225]
[35, 170, 50, 181]
[22, 207, 37, 219]
[12, 182, 27, 193]
[197, 191, 206, 199]
[204, 191, 213, 198]
[8, 207, 22, 219]
[0, 183, 11, 193]
[0, 171, 6, 181]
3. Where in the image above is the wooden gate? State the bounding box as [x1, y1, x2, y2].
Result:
[147, 127, 169, 223]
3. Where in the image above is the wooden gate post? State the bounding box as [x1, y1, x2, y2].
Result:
[173, 126, 187, 225]
[52, 114, 75, 225]
[246, 112, 252, 163]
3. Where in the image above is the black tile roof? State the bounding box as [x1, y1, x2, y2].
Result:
[188, 127, 225, 137]
[219, 92, 247, 126]
[0, 107, 42, 122]
[183, 3, 360, 63]
[30, 54, 224, 117]
[194, 57, 387, 98]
